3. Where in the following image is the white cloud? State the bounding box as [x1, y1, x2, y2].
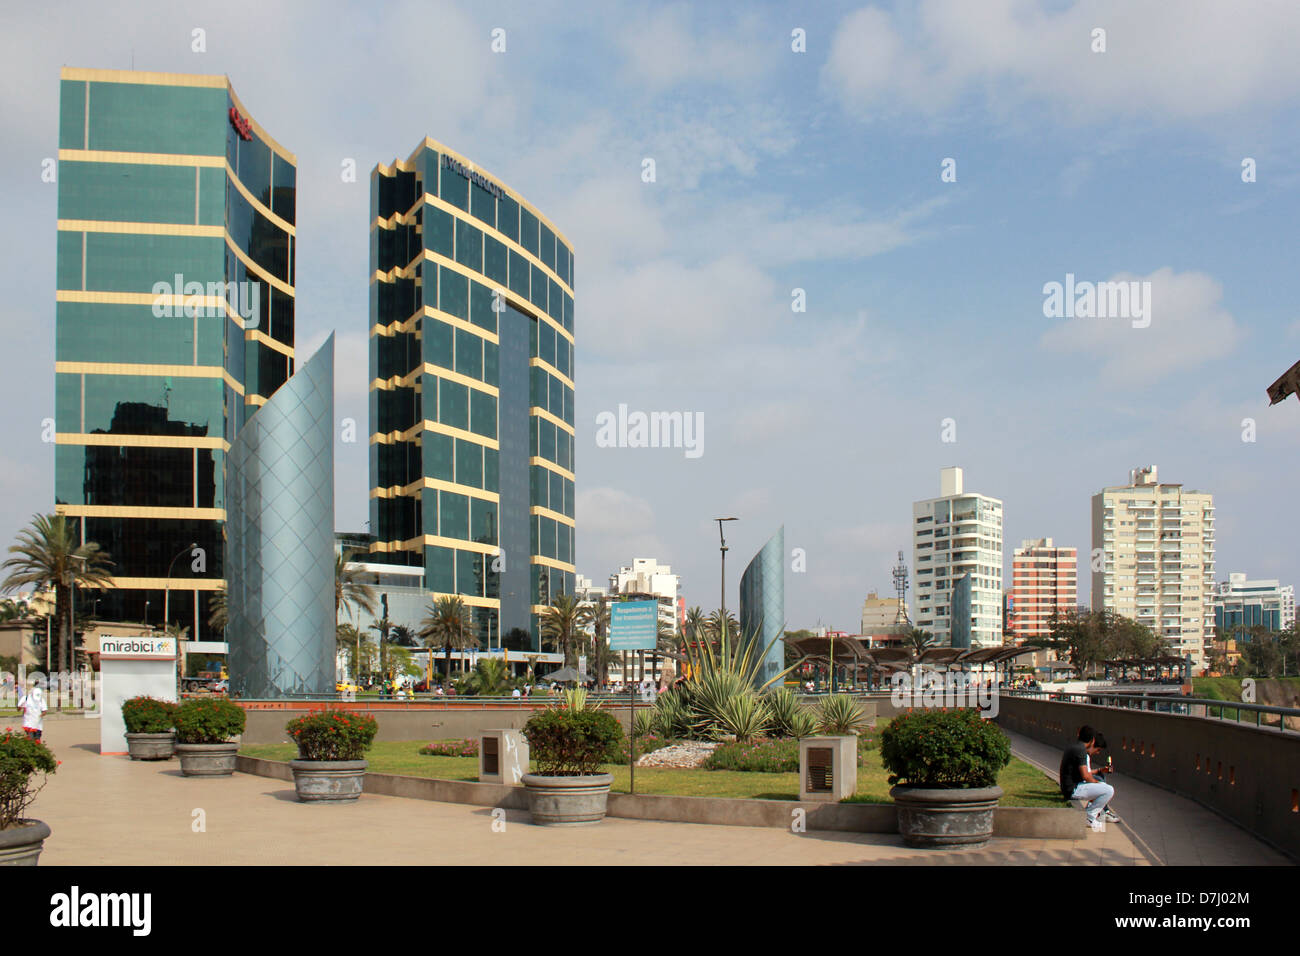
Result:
[1039, 267, 1242, 382]
[823, 0, 1300, 123]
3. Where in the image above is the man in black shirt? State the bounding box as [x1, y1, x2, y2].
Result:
[1059, 725, 1114, 829]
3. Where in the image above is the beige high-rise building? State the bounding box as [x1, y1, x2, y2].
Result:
[861, 590, 905, 635]
[1091, 466, 1215, 669]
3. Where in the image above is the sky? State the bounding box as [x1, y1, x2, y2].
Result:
[2, 0, 1299, 632]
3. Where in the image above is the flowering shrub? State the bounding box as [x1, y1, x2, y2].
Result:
[0, 730, 58, 829]
[173, 698, 246, 744]
[880, 709, 1010, 788]
[122, 696, 176, 734]
[286, 710, 378, 761]
[703, 738, 799, 773]
[523, 708, 623, 776]
[419, 738, 479, 758]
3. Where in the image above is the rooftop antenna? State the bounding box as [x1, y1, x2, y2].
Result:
[892, 550, 910, 627]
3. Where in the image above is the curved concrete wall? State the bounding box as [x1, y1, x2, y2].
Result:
[997, 695, 1300, 861]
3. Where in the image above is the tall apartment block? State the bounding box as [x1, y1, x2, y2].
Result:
[54, 68, 296, 638]
[369, 140, 575, 650]
[1213, 573, 1295, 640]
[1008, 538, 1078, 643]
[1092, 466, 1215, 668]
[912, 467, 1004, 648]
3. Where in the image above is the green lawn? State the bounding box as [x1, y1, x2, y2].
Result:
[239, 739, 1064, 807]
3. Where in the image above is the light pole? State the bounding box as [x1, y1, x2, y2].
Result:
[163, 543, 198, 637]
[715, 517, 738, 646]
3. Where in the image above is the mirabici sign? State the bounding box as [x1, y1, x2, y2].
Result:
[99, 637, 177, 660]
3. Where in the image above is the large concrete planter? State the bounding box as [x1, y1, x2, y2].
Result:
[0, 820, 51, 866]
[175, 742, 239, 777]
[521, 773, 613, 826]
[890, 785, 1003, 849]
[126, 732, 175, 761]
[290, 760, 368, 802]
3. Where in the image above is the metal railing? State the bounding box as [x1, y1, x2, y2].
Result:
[1004, 688, 1300, 733]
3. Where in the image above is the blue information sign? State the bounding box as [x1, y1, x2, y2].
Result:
[609, 601, 659, 651]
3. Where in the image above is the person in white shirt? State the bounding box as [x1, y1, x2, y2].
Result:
[18, 679, 47, 741]
[511, 687, 521, 698]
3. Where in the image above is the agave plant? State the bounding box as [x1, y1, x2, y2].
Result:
[559, 686, 602, 712]
[715, 692, 771, 743]
[815, 694, 869, 736]
[649, 689, 692, 739]
[633, 708, 657, 738]
[765, 688, 808, 738]
[787, 708, 819, 739]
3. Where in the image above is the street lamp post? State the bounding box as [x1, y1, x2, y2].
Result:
[162, 543, 198, 637]
[715, 517, 738, 644]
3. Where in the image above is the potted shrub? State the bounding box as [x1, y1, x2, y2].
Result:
[285, 709, 378, 802]
[0, 730, 58, 865]
[173, 698, 246, 777]
[881, 708, 1011, 848]
[520, 708, 623, 826]
[122, 696, 177, 761]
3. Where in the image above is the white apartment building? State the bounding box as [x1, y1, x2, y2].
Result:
[609, 558, 681, 635]
[913, 467, 1004, 648]
[1092, 465, 1215, 669]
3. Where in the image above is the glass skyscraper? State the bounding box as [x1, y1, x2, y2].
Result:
[53, 68, 296, 639]
[369, 139, 575, 649]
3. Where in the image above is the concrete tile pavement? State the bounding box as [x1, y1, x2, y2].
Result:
[1002, 727, 1293, 866]
[29, 717, 1150, 866]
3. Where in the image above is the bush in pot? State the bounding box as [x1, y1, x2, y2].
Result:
[521, 707, 623, 826]
[285, 710, 378, 802]
[880, 709, 1011, 848]
[121, 696, 177, 761]
[0, 730, 58, 865]
[173, 698, 246, 777]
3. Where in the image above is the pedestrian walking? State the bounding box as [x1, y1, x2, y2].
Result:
[18, 678, 47, 742]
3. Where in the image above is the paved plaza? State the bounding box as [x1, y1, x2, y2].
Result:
[20, 716, 1288, 866]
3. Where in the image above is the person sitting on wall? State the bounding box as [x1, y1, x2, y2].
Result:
[1087, 732, 1121, 824]
[1059, 724, 1114, 830]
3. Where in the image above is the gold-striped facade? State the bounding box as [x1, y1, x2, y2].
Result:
[54, 68, 296, 637]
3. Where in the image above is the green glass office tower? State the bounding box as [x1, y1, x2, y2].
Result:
[369, 139, 575, 649]
[54, 68, 296, 638]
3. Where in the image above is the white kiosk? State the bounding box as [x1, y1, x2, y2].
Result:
[99, 635, 177, 756]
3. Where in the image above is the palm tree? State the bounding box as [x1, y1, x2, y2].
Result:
[0, 598, 28, 621]
[464, 658, 513, 696]
[390, 624, 417, 647]
[335, 549, 379, 623]
[540, 593, 591, 667]
[2, 514, 114, 673]
[902, 627, 937, 660]
[419, 595, 474, 678]
[207, 587, 228, 635]
[705, 608, 740, 649]
[584, 596, 615, 685]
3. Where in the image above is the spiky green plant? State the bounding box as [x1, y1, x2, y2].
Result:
[715, 692, 772, 743]
[633, 708, 657, 738]
[649, 688, 692, 738]
[765, 688, 809, 738]
[787, 708, 819, 739]
[815, 694, 869, 736]
[559, 686, 602, 712]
